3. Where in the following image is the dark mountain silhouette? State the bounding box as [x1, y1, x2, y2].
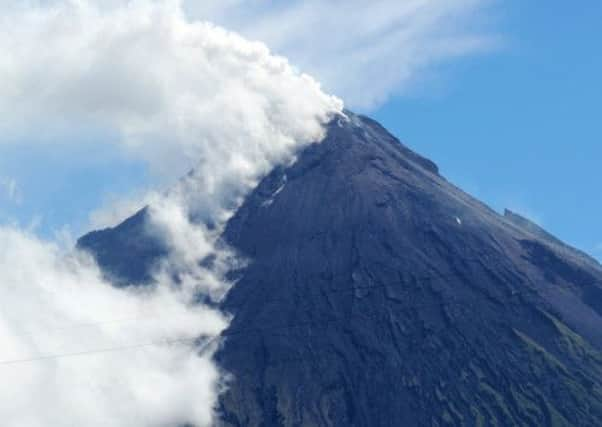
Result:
[78, 112, 602, 426]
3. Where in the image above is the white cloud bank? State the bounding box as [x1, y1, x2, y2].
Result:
[184, 0, 497, 109]
[0, 226, 227, 427]
[0, 0, 341, 426]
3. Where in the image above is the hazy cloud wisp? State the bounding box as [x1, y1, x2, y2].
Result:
[184, 0, 497, 110]
[0, 177, 22, 204]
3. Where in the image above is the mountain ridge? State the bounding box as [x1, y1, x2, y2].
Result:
[78, 112, 602, 426]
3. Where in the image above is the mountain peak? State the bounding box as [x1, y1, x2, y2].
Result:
[336, 110, 440, 175]
[79, 113, 602, 426]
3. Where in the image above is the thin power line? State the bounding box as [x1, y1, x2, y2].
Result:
[9, 312, 193, 341]
[1, 260, 519, 344]
[0, 337, 203, 367]
[0, 297, 510, 368]
[0, 264, 583, 367]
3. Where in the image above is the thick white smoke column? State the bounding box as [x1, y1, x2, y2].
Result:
[0, 1, 343, 426]
[0, 0, 342, 179]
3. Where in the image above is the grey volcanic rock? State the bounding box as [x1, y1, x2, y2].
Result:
[78, 208, 166, 286]
[79, 112, 602, 426]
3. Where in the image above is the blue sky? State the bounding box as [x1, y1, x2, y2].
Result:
[0, 0, 600, 259]
[375, 0, 602, 259]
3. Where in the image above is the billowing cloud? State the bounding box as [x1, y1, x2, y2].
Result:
[0, 0, 342, 179]
[183, 0, 498, 110]
[0, 226, 228, 427]
[0, 0, 342, 426]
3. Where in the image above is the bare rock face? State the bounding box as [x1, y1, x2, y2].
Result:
[79, 112, 602, 427]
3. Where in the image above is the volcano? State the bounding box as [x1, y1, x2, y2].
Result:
[78, 112, 602, 426]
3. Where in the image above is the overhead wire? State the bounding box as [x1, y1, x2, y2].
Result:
[1, 262, 594, 368]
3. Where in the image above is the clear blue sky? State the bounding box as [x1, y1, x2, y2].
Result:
[0, 0, 600, 260]
[375, 0, 602, 259]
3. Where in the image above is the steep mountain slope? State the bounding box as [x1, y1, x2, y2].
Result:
[79, 112, 602, 426]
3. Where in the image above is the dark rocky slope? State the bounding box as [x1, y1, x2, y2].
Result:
[79, 112, 602, 426]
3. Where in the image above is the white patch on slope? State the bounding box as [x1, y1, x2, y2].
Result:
[261, 175, 287, 208]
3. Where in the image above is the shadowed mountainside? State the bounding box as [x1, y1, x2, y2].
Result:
[79, 112, 602, 426]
